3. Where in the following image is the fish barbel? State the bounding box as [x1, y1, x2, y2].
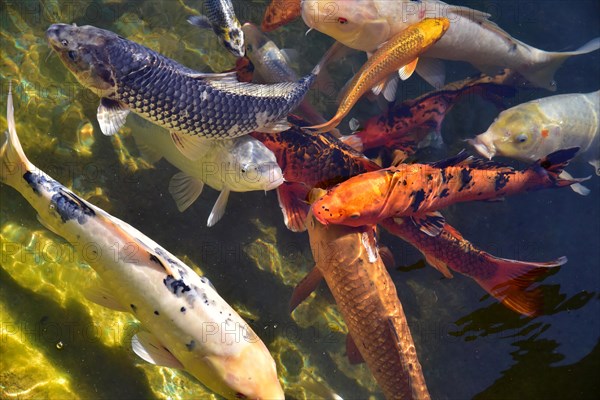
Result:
[188, 0, 245, 57]
[304, 17, 450, 133]
[305, 210, 430, 400]
[0, 87, 284, 399]
[46, 23, 320, 160]
[469, 91, 600, 172]
[312, 148, 586, 229]
[302, 0, 600, 90]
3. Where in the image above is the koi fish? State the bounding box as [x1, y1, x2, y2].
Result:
[188, 0, 245, 57]
[251, 115, 380, 232]
[304, 209, 430, 400]
[341, 70, 522, 160]
[0, 88, 284, 399]
[379, 217, 566, 317]
[242, 22, 329, 126]
[312, 148, 586, 231]
[256, 116, 562, 318]
[304, 18, 450, 134]
[46, 23, 322, 160]
[469, 90, 600, 195]
[261, 0, 302, 32]
[129, 115, 283, 227]
[301, 0, 600, 90]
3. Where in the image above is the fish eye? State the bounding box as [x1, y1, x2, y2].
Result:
[338, 17, 348, 24]
[515, 133, 528, 143]
[67, 50, 77, 61]
[246, 44, 253, 52]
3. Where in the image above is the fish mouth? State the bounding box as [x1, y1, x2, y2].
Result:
[467, 133, 496, 160]
[264, 174, 284, 191]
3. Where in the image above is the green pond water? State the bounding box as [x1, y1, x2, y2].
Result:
[0, 0, 599, 399]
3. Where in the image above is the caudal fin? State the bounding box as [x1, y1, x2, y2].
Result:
[0, 84, 32, 188]
[534, 147, 590, 188]
[521, 37, 600, 90]
[475, 255, 567, 317]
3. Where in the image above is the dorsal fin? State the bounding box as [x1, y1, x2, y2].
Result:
[431, 150, 513, 170]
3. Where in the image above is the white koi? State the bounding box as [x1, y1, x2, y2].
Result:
[0, 87, 284, 400]
[469, 90, 599, 195]
[301, 0, 600, 90]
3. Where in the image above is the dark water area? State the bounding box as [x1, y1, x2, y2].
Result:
[0, 0, 598, 399]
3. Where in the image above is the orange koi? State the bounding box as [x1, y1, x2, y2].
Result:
[261, 0, 301, 32]
[379, 218, 566, 317]
[312, 148, 586, 230]
[304, 210, 430, 400]
[304, 18, 450, 134]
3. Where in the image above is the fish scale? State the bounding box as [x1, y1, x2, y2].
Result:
[110, 39, 313, 138]
[46, 24, 316, 141]
[306, 215, 430, 400]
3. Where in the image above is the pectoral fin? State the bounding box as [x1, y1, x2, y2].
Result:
[84, 281, 128, 312]
[559, 170, 590, 195]
[135, 142, 163, 164]
[398, 58, 418, 81]
[382, 75, 399, 102]
[168, 172, 205, 212]
[170, 132, 211, 160]
[207, 188, 230, 227]
[410, 211, 446, 237]
[415, 57, 446, 89]
[97, 98, 129, 136]
[36, 213, 61, 237]
[132, 331, 184, 369]
[289, 266, 323, 312]
[276, 182, 311, 232]
[589, 159, 600, 176]
[346, 334, 364, 364]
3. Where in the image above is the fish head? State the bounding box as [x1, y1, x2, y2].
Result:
[222, 22, 245, 57]
[301, 0, 390, 52]
[223, 136, 284, 192]
[311, 174, 385, 227]
[469, 104, 547, 161]
[201, 335, 284, 399]
[242, 23, 270, 55]
[46, 24, 119, 97]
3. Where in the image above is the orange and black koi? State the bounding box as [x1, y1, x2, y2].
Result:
[312, 147, 586, 230]
[342, 70, 522, 160]
[380, 217, 566, 317]
[250, 115, 380, 231]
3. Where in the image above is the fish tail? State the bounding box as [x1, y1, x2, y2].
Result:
[475, 255, 567, 317]
[533, 147, 590, 187]
[521, 37, 600, 91]
[0, 84, 33, 189]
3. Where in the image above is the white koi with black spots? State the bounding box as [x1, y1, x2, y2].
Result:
[0, 88, 284, 400]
